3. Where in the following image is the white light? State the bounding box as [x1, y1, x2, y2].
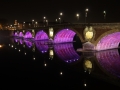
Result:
[11, 45, 13, 48]
[15, 48, 17, 49]
[43, 17, 46, 19]
[33, 57, 35, 60]
[19, 49, 20, 52]
[85, 8, 89, 12]
[25, 53, 26, 55]
[76, 13, 79, 17]
[55, 19, 57, 22]
[60, 12, 63, 16]
[60, 72, 63, 75]
[9, 44, 10, 46]
[59, 18, 61, 20]
[44, 63, 47, 67]
[32, 19, 34, 22]
[103, 11, 106, 14]
[84, 83, 87, 87]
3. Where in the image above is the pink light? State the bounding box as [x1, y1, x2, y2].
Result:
[96, 49, 120, 78]
[24, 31, 33, 39]
[54, 43, 80, 63]
[34, 30, 49, 40]
[54, 29, 76, 43]
[19, 32, 24, 37]
[14, 32, 18, 36]
[35, 41, 48, 53]
[96, 32, 120, 51]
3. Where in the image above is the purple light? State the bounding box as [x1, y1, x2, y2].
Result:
[19, 39, 23, 44]
[54, 29, 76, 43]
[19, 32, 24, 37]
[24, 31, 33, 39]
[96, 32, 120, 51]
[14, 38, 18, 42]
[24, 40, 33, 48]
[96, 49, 120, 78]
[35, 41, 48, 53]
[14, 32, 18, 36]
[34, 30, 49, 40]
[54, 43, 80, 63]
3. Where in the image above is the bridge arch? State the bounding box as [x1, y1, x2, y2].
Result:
[24, 31, 33, 39]
[14, 32, 18, 36]
[19, 32, 24, 37]
[53, 28, 84, 43]
[95, 29, 120, 51]
[34, 30, 49, 40]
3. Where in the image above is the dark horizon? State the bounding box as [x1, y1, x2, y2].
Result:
[0, 0, 120, 24]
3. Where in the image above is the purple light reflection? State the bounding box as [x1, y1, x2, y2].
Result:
[96, 32, 120, 51]
[24, 31, 33, 39]
[14, 38, 19, 42]
[19, 32, 24, 37]
[96, 49, 120, 78]
[54, 29, 76, 43]
[54, 43, 80, 63]
[14, 32, 18, 36]
[35, 41, 48, 53]
[24, 40, 33, 48]
[34, 30, 49, 40]
[19, 39, 24, 44]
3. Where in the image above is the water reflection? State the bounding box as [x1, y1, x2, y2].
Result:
[24, 40, 33, 48]
[54, 43, 80, 63]
[19, 39, 24, 45]
[35, 41, 48, 53]
[96, 49, 120, 78]
[14, 38, 19, 43]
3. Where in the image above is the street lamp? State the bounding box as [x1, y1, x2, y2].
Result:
[59, 17, 61, 23]
[60, 12, 63, 23]
[43, 16, 46, 27]
[103, 10, 106, 20]
[76, 13, 79, 22]
[32, 19, 34, 27]
[85, 8, 89, 23]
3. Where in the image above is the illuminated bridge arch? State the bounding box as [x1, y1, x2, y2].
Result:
[34, 30, 49, 40]
[54, 43, 80, 63]
[54, 29, 77, 43]
[96, 49, 120, 78]
[24, 31, 33, 39]
[19, 32, 24, 37]
[95, 30, 120, 51]
[14, 32, 18, 36]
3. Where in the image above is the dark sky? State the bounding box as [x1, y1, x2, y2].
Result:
[0, 0, 120, 24]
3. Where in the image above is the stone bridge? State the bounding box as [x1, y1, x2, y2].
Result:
[13, 23, 120, 51]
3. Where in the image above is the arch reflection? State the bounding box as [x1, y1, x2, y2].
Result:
[54, 43, 80, 63]
[35, 41, 48, 53]
[96, 49, 120, 78]
[19, 39, 24, 45]
[14, 38, 19, 43]
[24, 40, 33, 48]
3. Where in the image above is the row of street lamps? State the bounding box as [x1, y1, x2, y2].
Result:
[24, 9, 107, 25]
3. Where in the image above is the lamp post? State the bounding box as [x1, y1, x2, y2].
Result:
[85, 8, 89, 23]
[59, 17, 61, 24]
[43, 16, 46, 27]
[103, 10, 106, 22]
[76, 13, 79, 22]
[60, 12, 63, 23]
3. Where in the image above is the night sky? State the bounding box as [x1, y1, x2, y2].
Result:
[0, 0, 120, 24]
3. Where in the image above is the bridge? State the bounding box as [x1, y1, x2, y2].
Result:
[13, 23, 120, 51]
